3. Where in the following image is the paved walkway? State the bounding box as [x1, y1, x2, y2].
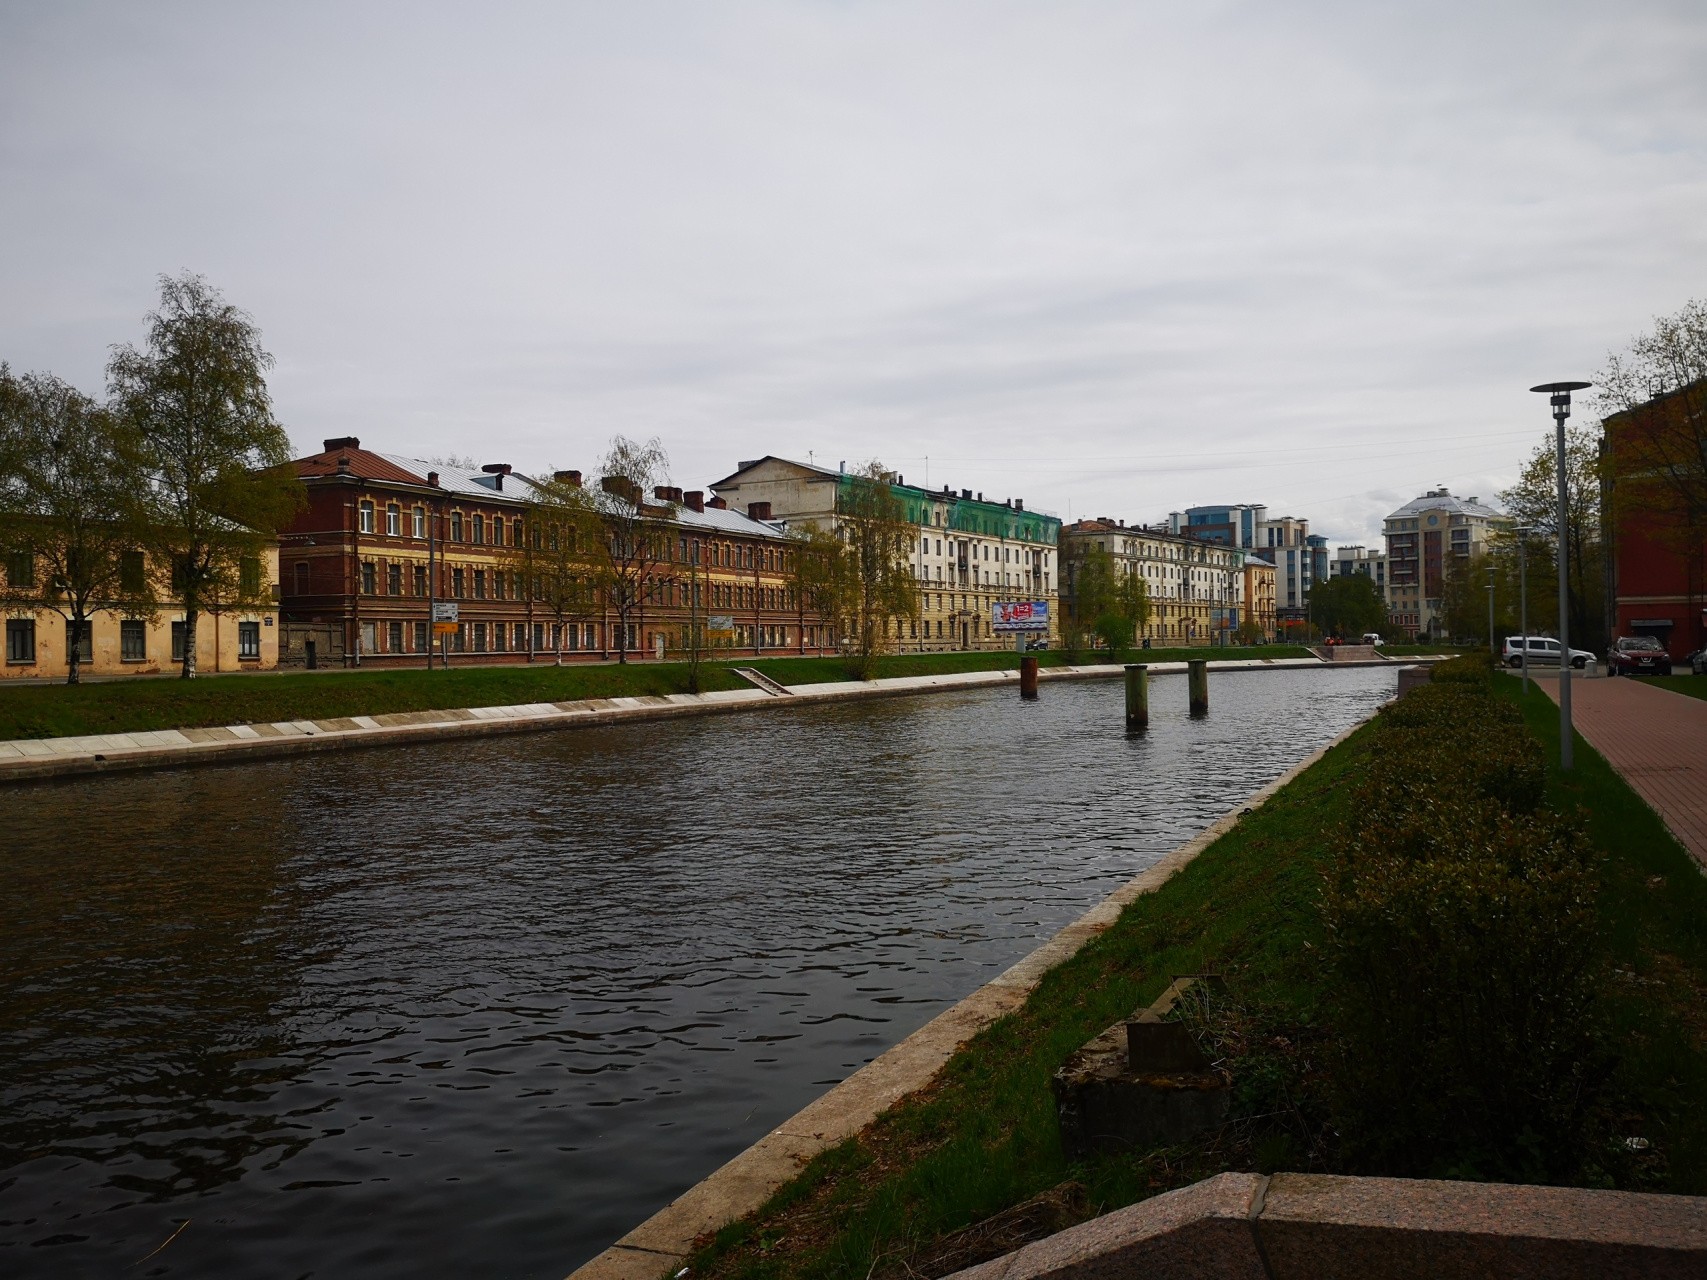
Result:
[1538, 676, 1707, 867]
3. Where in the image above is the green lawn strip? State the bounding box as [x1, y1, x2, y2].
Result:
[0, 647, 1319, 741]
[0, 662, 752, 740]
[1634, 675, 1707, 701]
[689, 724, 1375, 1280]
[1500, 676, 1707, 1191]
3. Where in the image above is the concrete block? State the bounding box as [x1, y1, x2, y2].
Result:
[1052, 1023, 1228, 1161]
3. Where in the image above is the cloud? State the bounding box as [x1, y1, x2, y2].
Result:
[2, 1, 1703, 553]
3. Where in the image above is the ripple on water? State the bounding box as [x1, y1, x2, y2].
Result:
[0, 666, 1393, 1279]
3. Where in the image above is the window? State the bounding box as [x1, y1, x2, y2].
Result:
[413, 564, 426, 596]
[493, 623, 506, 652]
[359, 500, 375, 533]
[6, 551, 33, 589]
[65, 620, 93, 663]
[238, 621, 261, 659]
[121, 550, 146, 593]
[361, 561, 376, 595]
[473, 569, 486, 599]
[294, 561, 310, 595]
[388, 620, 404, 653]
[413, 621, 427, 652]
[473, 622, 487, 652]
[453, 623, 466, 652]
[6, 619, 36, 663]
[452, 568, 465, 598]
[492, 518, 505, 547]
[386, 504, 400, 536]
[361, 621, 377, 654]
[473, 515, 485, 545]
[533, 623, 545, 652]
[514, 623, 526, 651]
[171, 621, 187, 661]
[451, 512, 464, 542]
[412, 506, 426, 538]
[120, 619, 147, 660]
[388, 563, 402, 595]
[240, 556, 262, 596]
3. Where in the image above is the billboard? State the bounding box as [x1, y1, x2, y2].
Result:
[991, 600, 1050, 632]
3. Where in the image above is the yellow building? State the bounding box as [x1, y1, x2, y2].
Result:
[2, 544, 281, 679]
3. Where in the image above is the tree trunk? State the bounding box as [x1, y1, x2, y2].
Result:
[181, 607, 198, 678]
[66, 613, 82, 686]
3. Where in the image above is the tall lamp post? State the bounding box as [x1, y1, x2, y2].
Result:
[1529, 380, 1591, 771]
[1487, 566, 1497, 658]
[1513, 525, 1534, 696]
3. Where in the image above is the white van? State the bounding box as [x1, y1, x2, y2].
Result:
[1361, 633, 1383, 646]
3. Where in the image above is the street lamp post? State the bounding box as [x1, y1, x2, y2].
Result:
[1529, 380, 1591, 771]
[1487, 566, 1497, 658]
[1513, 526, 1534, 696]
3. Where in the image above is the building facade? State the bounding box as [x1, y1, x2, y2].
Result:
[1382, 489, 1508, 638]
[1332, 544, 1389, 602]
[1241, 552, 1277, 642]
[281, 438, 830, 666]
[1603, 380, 1707, 661]
[2, 544, 281, 679]
[1061, 518, 1245, 646]
[710, 457, 1061, 650]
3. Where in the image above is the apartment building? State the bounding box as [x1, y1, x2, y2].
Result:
[1062, 518, 1245, 645]
[710, 457, 1060, 650]
[2, 543, 281, 679]
[1170, 504, 1325, 620]
[1332, 544, 1389, 602]
[1241, 552, 1277, 642]
[281, 438, 826, 666]
[1383, 488, 1508, 638]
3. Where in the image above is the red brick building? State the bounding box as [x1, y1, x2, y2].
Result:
[1604, 381, 1707, 661]
[280, 438, 835, 666]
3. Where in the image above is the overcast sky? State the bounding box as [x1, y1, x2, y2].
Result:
[3, 2, 1703, 544]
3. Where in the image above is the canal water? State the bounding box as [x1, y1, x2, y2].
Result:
[0, 666, 1394, 1279]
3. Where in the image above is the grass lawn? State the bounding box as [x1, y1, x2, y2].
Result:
[1637, 674, 1707, 701]
[0, 647, 1317, 741]
[682, 677, 1707, 1280]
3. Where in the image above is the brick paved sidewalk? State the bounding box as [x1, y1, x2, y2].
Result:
[1536, 675, 1707, 868]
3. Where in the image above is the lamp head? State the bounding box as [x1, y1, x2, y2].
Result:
[1529, 380, 1592, 422]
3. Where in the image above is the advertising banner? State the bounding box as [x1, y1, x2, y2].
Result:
[991, 600, 1050, 632]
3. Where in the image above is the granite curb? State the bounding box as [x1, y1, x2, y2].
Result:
[0, 655, 1439, 786]
[565, 713, 1376, 1280]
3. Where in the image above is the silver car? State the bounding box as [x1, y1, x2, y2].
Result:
[1502, 635, 1594, 670]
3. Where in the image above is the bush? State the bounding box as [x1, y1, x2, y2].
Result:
[1322, 671, 1610, 1181]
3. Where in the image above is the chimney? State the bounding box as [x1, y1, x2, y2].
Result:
[654, 485, 673, 501]
[748, 501, 773, 521]
[482, 463, 512, 475]
[707, 496, 728, 510]
[427, 471, 440, 487]
[684, 490, 705, 512]
[323, 436, 360, 452]
[670, 486, 684, 503]
[553, 469, 583, 488]
[1016, 499, 1024, 511]
[335, 454, 351, 474]
[977, 492, 983, 502]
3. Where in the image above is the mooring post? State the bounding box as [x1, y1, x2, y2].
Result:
[1188, 659, 1209, 717]
[1020, 655, 1039, 700]
[1125, 663, 1149, 730]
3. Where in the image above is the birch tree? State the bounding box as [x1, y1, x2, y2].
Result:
[107, 274, 301, 677]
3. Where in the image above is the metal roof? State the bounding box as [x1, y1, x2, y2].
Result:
[1385, 490, 1505, 520]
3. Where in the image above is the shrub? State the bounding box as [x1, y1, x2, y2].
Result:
[1322, 670, 1610, 1181]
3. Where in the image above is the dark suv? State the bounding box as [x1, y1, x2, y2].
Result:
[1607, 635, 1668, 676]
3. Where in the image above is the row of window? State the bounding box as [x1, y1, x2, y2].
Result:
[353, 619, 812, 656]
[5, 618, 262, 664]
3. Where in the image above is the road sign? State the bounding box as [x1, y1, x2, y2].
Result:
[433, 621, 459, 635]
[432, 602, 459, 622]
[992, 600, 1049, 632]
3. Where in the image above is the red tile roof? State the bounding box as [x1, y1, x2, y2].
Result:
[294, 446, 429, 488]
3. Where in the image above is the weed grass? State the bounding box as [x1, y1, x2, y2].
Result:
[684, 674, 1707, 1280]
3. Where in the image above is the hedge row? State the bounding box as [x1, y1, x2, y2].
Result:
[1320, 654, 1611, 1181]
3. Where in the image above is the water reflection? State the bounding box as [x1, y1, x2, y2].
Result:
[0, 667, 1393, 1278]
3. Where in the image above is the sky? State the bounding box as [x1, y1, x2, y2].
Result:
[2, 2, 1704, 546]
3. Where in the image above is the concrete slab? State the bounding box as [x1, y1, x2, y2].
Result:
[227, 725, 261, 740]
[350, 715, 382, 729]
[0, 742, 23, 758]
[11, 739, 55, 756]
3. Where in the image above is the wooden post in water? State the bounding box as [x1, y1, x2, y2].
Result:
[1188, 659, 1209, 717]
[1125, 663, 1149, 730]
[1020, 655, 1039, 700]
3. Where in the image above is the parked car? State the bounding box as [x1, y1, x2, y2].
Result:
[1502, 635, 1595, 669]
[1689, 647, 1707, 676]
[1606, 635, 1669, 677]
[1361, 632, 1383, 645]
